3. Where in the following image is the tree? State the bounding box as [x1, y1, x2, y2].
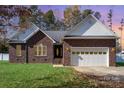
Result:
[116, 40, 121, 53]
[64, 5, 81, 30]
[107, 9, 113, 30]
[29, 5, 39, 23]
[119, 18, 124, 52]
[54, 19, 65, 31]
[64, 7, 73, 29]
[44, 10, 55, 24]
[0, 6, 31, 53]
[43, 10, 56, 30]
[0, 29, 8, 53]
[72, 6, 81, 25]
[82, 10, 101, 19]
[94, 12, 101, 19]
[0, 6, 31, 30]
[29, 5, 47, 30]
[82, 9, 94, 19]
[64, 7, 102, 30]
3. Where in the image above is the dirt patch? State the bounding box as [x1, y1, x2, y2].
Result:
[76, 71, 124, 88]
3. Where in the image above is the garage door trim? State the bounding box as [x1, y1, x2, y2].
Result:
[71, 47, 109, 67]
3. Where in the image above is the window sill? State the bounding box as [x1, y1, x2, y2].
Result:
[16, 55, 22, 57]
[35, 55, 47, 57]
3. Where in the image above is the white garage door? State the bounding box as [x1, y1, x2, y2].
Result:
[71, 47, 109, 67]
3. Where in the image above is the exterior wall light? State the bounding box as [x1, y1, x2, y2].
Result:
[66, 47, 70, 52]
[112, 47, 115, 52]
[66, 48, 69, 51]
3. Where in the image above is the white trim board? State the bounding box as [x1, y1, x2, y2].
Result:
[23, 27, 39, 42]
[64, 36, 116, 39]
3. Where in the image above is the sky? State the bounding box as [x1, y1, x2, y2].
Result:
[38, 5, 124, 47]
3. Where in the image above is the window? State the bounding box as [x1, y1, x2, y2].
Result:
[85, 52, 89, 54]
[43, 46, 47, 56]
[94, 52, 97, 54]
[103, 52, 107, 54]
[76, 52, 80, 54]
[72, 52, 75, 54]
[81, 52, 84, 54]
[16, 45, 21, 56]
[34, 44, 47, 56]
[99, 52, 102, 54]
[90, 52, 93, 54]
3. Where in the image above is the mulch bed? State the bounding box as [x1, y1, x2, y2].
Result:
[76, 71, 124, 88]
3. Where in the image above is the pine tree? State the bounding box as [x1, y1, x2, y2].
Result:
[107, 9, 113, 30]
[119, 18, 124, 51]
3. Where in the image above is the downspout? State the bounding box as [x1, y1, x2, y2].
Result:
[53, 43, 55, 64]
[25, 44, 28, 64]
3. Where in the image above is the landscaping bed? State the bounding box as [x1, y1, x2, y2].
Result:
[78, 73, 124, 88]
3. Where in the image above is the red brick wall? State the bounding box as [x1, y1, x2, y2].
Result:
[9, 43, 26, 63]
[9, 31, 54, 63]
[26, 31, 54, 63]
[63, 39, 116, 66]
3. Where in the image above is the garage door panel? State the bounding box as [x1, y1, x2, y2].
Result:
[71, 55, 79, 66]
[71, 47, 108, 66]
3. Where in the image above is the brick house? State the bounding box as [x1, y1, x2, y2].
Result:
[8, 15, 118, 67]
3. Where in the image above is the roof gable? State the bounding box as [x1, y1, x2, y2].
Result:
[10, 23, 56, 43]
[66, 15, 116, 37]
[44, 31, 67, 43]
[9, 15, 117, 44]
[10, 23, 39, 41]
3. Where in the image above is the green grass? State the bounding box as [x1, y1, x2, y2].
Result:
[0, 62, 96, 88]
[116, 62, 124, 66]
[0, 60, 9, 63]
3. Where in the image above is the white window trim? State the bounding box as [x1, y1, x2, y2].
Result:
[35, 44, 47, 56]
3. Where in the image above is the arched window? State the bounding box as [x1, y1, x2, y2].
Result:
[34, 44, 47, 56]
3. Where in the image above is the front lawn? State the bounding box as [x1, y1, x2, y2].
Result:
[0, 62, 96, 88]
[1, 61, 124, 88]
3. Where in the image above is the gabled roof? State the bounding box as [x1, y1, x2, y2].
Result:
[66, 15, 117, 37]
[9, 23, 56, 43]
[6, 27, 19, 39]
[9, 15, 117, 44]
[44, 31, 67, 43]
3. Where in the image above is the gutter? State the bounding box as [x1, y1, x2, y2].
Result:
[64, 36, 117, 39]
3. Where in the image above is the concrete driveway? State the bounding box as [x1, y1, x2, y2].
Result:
[74, 67, 124, 76]
[74, 67, 124, 81]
